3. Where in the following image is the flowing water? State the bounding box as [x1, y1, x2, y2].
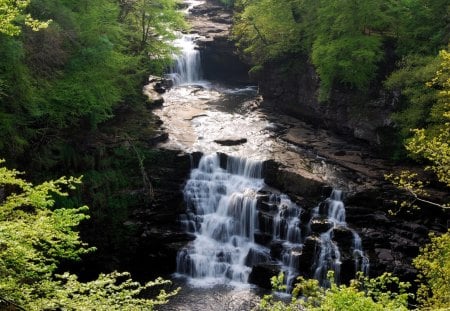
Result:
[175, 155, 369, 289]
[157, 1, 369, 309]
[169, 34, 203, 86]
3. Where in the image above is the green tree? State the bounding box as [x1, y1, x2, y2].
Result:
[311, 0, 388, 100]
[413, 230, 450, 310]
[0, 159, 178, 309]
[256, 272, 410, 311]
[384, 55, 440, 140]
[232, 0, 307, 70]
[386, 49, 450, 309]
[386, 49, 450, 210]
[395, 0, 449, 56]
[120, 0, 185, 54]
[0, 0, 50, 36]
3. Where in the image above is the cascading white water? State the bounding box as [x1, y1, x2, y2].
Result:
[177, 153, 267, 286]
[177, 154, 369, 289]
[312, 190, 369, 285]
[170, 35, 202, 85]
[166, 0, 203, 86]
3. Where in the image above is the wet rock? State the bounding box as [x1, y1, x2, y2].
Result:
[269, 240, 284, 259]
[248, 263, 282, 289]
[332, 226, 354, 250]
[254, 231, 273, 246]
[375, 248, 394, 262]
[263, 160, 325, 198]
[147, 132, 169, 146]
[310, 217, 333, 233]
[258, 210, 276, 235]
[257, 199, 278, 213]
[245, 247, 271, 267]
[143, 84, 164, 107]
[214, 138, 247, 146]
[298, 236, 321, 277]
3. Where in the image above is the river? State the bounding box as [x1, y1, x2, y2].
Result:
[155, 1, 369, 309]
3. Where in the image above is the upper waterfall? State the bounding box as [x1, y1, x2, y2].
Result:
[169, 34, 202, 86]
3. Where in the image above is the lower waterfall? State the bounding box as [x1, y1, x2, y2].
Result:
[176, 153, 369, 288]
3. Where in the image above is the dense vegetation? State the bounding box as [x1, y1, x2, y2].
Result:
[0, 0, 184, 308]
[0, 0, 184, 166]
[0, 160, 178, 309]
[232, 0, 449, 138]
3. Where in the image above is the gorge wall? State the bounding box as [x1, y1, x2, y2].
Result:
[254, 58, 398, 149]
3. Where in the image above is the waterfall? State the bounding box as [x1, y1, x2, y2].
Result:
[177, 154, 266, 286]
[169, 34, 202, 85]
[312, 190, 369, 285]
[167, 0, 203, 86]
[177, 154, 369, 288]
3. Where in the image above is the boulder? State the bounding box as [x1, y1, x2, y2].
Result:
[310, 217, 333, 233]
[332, 226, 354, 250]
[248, 263, 282, 289]
[143, 84, 164, 107]
[298, 236, 321, 277]
[245, 247, 271, 267]
[214, 138, 247, 146]
[254, 231, 273, 246]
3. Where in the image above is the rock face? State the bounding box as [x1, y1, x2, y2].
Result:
[248, 263, 282, 289]
[254, 57, 397, 149]
[188, 0, 250, 84]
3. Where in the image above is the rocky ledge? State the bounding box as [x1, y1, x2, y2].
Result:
[188, 0, 250, 82]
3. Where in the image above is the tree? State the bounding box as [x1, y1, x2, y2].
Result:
[121, 0, 185, 54]
[311, 0, 387, 100]
[232, 0, 307, 69]
[256, 272, 410, 311]
[386, 48, 450, 210]
[386, 49, 450, 309]
[0, 0, 50, 36]
[0, 159, 178, 309]
[407, 49, 450, 188]
[413, 230, 450, 310]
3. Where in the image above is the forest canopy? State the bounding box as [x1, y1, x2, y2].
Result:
[232, 0, 449, 101]
[0, 0, 184, 164]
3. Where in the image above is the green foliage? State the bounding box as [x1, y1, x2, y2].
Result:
[386, 49, 450, 210]
[119, 0, 185, 55]
[256, 272, 410, 311]
[311, 0, 388, 100]
[218, 0, 234, 8]
[386, 49, 450, 310]
[0, 159, 178, 309]
[233, 0, 387, 99]
[413, 230, 450, 310]
[233, 0, 306, 67]
[0, 0, 50, 36]
[233, 0, 448, 102]
[385, 55, 439, 139]
[0, 0, 184, 162]
[394, 0, 450, 56]
[406, 49, 450, 187]
[312, 35, 382, 101]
